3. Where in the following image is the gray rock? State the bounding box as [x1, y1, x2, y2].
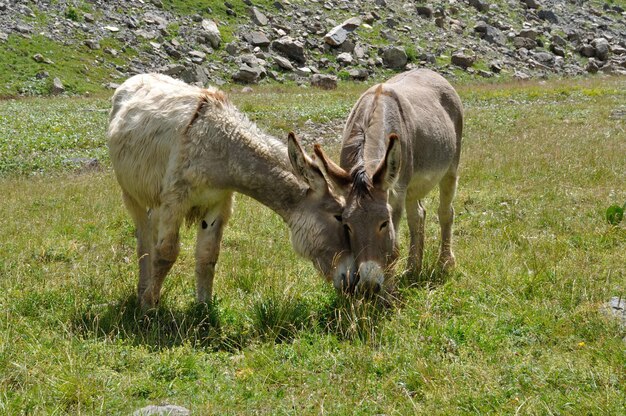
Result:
[324, 17, 361, 46]
[84, 13, 95, 23]
[513, 36, 536, 49]
[348, 68, 369, 81]
[163, 43, 182, 59]
[201, 19, 221, 48]
[232, 64, 265, 83]
[416, 6, 433, 19]
[310, 74, 338, 90]
[32, 53, 53, 64]
[518, 28, 539, 40]
[14, 24, 33, 34]
[133, 405, 190, 416]
[160, 64, 186, 75]
[513, 70, 530, 80]
[382, 46, 407, 69]
[51, 78, 64, 95]
[550, 44, 566, 57]
[520, 0, 540, 9]
[105, 82, 120, 90]
[451, 51, 475, 68]
[604, 297, 626, 328]
[475, 22, 506, 45]
[592, 38, 610, 61]
[251, 7, 268, 26]
[578, 44, 595, 57]
[180, 65, 209, 85]
[336, 52, 353, 65]
[0, 32, 6, 42]
[271, 36, 306, 64]
[534, 51, 555, 66]
[188, 50, 206, 62]
[468, 0, 489, 12]
[273, 55, 294, 71]
[538, 9, 558, 23]
[246, 31, 270, 47]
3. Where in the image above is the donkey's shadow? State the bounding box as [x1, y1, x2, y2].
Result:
[71, 295, 238, 351]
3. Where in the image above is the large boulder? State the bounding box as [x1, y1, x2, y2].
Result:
[201, 19, 221, 48]
[310, 74, 338, 90]
[271, 36, 306, 64]
[451, 51, 475, 68]
[381, 46, 407, 69]
[324, 17, 361, 46]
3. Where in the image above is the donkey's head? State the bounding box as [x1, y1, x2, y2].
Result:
[286, 133, 355, 288]
[314, 134, 402, 296]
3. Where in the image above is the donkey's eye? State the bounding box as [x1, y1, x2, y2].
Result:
[334, 214, 343, 222]
[379, 220, 389, 231]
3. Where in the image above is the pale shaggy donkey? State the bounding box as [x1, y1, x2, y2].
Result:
[108, 73, 353, 309]
[315, 69, 463, 295]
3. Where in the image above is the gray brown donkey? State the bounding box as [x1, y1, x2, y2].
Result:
[315, 69, 463, 295]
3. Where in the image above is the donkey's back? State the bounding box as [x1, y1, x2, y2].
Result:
[108, 74, 224, 208]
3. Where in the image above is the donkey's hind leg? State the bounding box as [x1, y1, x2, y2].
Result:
[437, 171, 458, 271]
[405, 195, 426, 276]
[194, 193, 233, 303]
[122, 192, 152, 299]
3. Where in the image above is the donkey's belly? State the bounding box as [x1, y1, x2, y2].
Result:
[405, 168, 448, 200]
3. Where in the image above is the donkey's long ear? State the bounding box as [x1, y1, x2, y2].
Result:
[287, 132, 328, 194]
[313, 144, 351, 195]
[373, 133, 401, 191]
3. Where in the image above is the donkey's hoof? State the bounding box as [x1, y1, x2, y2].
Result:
[140, 291, 160, 311]
[438, 254, 456, 272]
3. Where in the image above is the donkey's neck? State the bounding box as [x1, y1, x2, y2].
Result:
[197, 105, 307, 221]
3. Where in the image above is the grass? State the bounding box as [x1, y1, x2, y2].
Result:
[0, 76, 625, 414]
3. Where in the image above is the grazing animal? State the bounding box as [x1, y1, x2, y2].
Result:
[108, 74, 352, 308]
[314, 69, 463, 295]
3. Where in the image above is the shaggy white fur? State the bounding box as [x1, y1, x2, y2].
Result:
[108, 74, 353, 308]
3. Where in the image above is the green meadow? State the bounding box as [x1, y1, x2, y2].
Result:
[0, 76, 624, 414]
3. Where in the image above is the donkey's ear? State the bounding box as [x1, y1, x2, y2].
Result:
[287, 132, 328, 193]
[313, 144, 351, 195]
[373, 133, 401, 191]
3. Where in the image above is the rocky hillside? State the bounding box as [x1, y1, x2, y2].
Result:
[0, 0, 625, 96]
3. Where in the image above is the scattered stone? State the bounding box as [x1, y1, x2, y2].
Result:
[0, 32, 7, 42]
[538, 9, 558, 23]
[133, 405, 190, 416]
[32, 53, 53, 64]
[348, 68, 369, 81]
[468, 0, 489, 12]
[63, 157, 101, 173]
[246, 31, 271, 48]
[382, 46, 407, 69]
[416, 6, 433, 19]
[451, 51, 475, 68]
[591, 38, 610, 61]
[273, 55, 294, 71]
[603, 297, 626, 329]
[336, 52, 353, 65]
[51, 78, 64, 95]
[310, 73, 338, 90]
[271, 36, 306, 64]
[188, 50, 206, 62]
[104, 26, 120, 32]
[105, 82, 120, 90]
[513, 36, 537, 49]
[521, 0, 540, 9]
[251, 7, 268, 26]
[324, 17, 361, 47]
[232, 64, 265, 83]
[241, 86, 254, 93]
[201, 19, 221, 48]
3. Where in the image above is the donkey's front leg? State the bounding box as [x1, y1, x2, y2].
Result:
[195, 195, 233, 303]
[405, 196, 426, 276]
[437, 172, 458, 271]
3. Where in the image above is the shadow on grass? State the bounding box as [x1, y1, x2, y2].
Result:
[71, 295, 243, 352]
[72, 287, 401, 350]
[398, 262, 454, 291]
